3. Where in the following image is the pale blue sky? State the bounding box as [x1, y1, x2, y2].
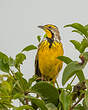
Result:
[0, 0, 88, 87]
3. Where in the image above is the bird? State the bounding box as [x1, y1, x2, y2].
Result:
[35, 24, 64, 84]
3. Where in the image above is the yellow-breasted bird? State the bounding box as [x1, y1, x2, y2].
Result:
[35, 24, 64, 83]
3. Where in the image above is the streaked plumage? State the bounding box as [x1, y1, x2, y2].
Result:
[35, 24, 64, 83]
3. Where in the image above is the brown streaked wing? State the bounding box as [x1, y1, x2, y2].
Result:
[35, 52, 41, 77]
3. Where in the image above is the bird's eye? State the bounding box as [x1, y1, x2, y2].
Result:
[48, 26, 52, 28]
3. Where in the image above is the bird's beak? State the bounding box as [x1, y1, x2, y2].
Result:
[38, 25, 44, 29]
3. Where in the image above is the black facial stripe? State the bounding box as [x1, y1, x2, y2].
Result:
[48, 29, 54, 39]
[46, 28, 54, 48]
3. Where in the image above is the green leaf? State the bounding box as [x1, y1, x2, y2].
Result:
[15, 72, 28, 91]
[76, 70, 85, 82]
[28, 75, 38, 88]
[46, 103, 57, 110]
[19, 78, 28, 91]
[70, 40, 81, 52]
[27, 96, 48, 110]
[14, 105, 34, 110]
[84, 90, 88, 108]
[70, 39, 88, 53]
[22, 45, 37, 52]
[83, 99, 88, 110]
[0, 52, 8, 63]
[0, 82, 11, 97]
[73, 104, 85, 110]
[72, 30, 84, 36]
[1, 81, 12, 94]
[84, 80, 88, 108]
[81, 52, 88, 61]
[12, 72, 27, 95]
[12, 81, 23, 94]
[59, 90, 72, 110]
[37, 35, 41, 42]
[0, 52, 9, 73]
[79, 39, 88, 53]
[8, 57, 15, 66]
[85, 80, 88, 89]
[44, 34, 48, 38]
[62, 61, 85, 86]
[0, 104, 8, 110]
[85, 24, 88, 31]
[64, 23, 88, 38]
[57, 56, 72, 64]
[57, 56, 85, 83]
[0, 99, 13, 109]
[13, 93, 24, 99]
[31, 81, 59, 105]
[0, 60, 9, 73]
[15, 53, 26, 67]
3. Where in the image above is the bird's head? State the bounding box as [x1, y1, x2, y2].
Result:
[38, 24, 61, 40]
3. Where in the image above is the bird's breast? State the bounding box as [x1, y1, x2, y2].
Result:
[38, 40, 64, 79]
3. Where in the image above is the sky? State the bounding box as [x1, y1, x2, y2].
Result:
[0, 0, 88, 88]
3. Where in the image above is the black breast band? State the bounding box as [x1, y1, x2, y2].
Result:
[46, 37, 54, 48]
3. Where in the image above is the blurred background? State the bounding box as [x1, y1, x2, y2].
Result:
[0, 0, 88, 88]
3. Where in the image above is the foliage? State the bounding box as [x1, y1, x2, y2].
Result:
[0, 22, 88, 110]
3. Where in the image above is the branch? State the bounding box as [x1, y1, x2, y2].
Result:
[24, 92, 29, 110]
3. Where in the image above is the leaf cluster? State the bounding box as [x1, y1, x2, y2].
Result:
[0, 23, 88, 110]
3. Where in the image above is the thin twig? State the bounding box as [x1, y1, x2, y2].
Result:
[70, 95, 84, 110]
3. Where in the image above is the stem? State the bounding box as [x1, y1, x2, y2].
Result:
[55, 80, 59, 88]
[19, 98, 25, 105]
[8, 72, 12, 77]
[79, 55, 85, 65]
[24, 93, 29, 110]
[9, 68, 14, 74]
[25, 98, 29, 105]
[70, 75, 76, 85]
[9, 68, 16, 80]
[17, 66, 21, 73]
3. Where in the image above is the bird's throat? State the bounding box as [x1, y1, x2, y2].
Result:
[44, 29, 54, 39]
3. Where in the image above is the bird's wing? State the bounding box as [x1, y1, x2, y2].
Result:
[35, 40, 44, 76]
[35, 51, 41, 77]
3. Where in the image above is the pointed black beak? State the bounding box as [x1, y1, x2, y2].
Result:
[38, 26, 44, 29]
